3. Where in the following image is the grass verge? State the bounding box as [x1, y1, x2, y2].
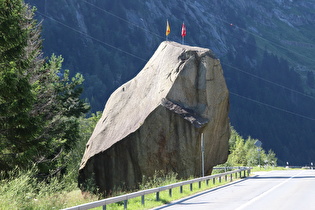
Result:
[0, 168, 99, 210]
[0, 168, 261, 209]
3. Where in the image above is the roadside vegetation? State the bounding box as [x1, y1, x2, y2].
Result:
[220, 127, 278, 168]
[0, 1, 97, 208]
[0, 167, 242, 209]
[0, 113, 101, 210]
[0, 123, 279, 209]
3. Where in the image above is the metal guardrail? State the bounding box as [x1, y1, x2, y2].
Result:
[213, 166, 247, 170]
[64, 167, 251, 210]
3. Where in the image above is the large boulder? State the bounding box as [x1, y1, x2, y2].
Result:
[78, 41, 230, 194]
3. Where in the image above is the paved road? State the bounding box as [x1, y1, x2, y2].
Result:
[153, 170, 315, 210]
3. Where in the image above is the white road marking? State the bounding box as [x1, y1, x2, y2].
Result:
[235, 170, 304, 210]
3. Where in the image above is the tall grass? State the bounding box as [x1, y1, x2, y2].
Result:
[0, 167, 98, 210]
[0, 114, 104, 209]
[139, 170, 181, 190]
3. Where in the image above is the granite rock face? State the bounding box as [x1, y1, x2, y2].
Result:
[78, 41, 230, 194]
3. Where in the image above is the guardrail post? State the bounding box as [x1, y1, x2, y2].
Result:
[169, 188, 172, 197]
[190, 183, 193, 191]
[230, 174, 232, 182]
[124, 200, 127, 210]
[213, 178, 215, 184]
[180, 186, 183, 193]
[206, 179, 209, 186]
[239, 171, 242, 178]
[141, 195, 145, 205]
[102, 205, 106, 210]
[225, 175, 227, 181]
[219, 176, 221, 183]
[156, 192, 160, 201]
[243, 170, 246, 177]
[199, 181, 201, 189]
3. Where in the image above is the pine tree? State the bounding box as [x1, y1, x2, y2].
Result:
[0, 0, 89, 175]
[0, 0, 39, 170]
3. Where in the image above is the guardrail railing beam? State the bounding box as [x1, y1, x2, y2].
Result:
[64, 167, 252, 210]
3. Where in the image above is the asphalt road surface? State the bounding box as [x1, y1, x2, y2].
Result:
[153, 170, 315, 210]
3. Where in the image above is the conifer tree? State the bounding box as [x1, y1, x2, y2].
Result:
[0, 0, 39, 170]
[0, 0, 89, 175]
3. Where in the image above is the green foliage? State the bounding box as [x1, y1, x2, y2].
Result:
[0, 0, 90, 177]
[0, 0, 40, 170]
[64, 112, 102, 183]
[0, 109, 101, 209]
[139, 170, 179, 190]
[227, 127, 277, 167]
[0, 167, 98, 210]
[0, 0, 28, 63]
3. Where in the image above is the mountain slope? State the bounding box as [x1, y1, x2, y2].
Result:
[26, 0, 315, 165]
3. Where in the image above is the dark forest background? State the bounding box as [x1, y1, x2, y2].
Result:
[25, 0, 315, 165]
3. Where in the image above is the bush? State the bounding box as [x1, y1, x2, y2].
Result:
[226, 127, 277, 167]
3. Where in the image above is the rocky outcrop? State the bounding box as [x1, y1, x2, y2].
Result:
[78, 41, 230, 194]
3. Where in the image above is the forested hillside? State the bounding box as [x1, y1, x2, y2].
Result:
[25, 0, 315, 165]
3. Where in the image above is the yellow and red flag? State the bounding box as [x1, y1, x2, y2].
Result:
[166, 20, 171, 36]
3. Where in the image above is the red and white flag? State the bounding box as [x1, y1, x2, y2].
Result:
[181, 22, 186, 37]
